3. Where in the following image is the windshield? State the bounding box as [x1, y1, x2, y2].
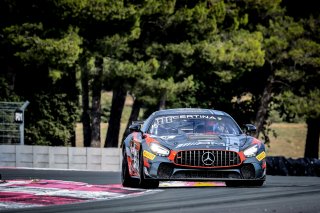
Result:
[148, 114, 242, 136]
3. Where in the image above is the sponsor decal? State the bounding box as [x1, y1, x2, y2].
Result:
[130, 142, 140, 173]
[157, 135, 176, 140]
[154, 115, 222, 125]
[143, 150, 156, 160]
[256, 151, 266, 161]
[175, 137, 239, 152]
[223, 136, 240, 152]
[176, 141, 226, 148]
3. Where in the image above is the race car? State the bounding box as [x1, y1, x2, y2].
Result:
[121, 108, 266, 188]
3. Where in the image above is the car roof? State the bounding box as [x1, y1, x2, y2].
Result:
[152, 108, 230, 117]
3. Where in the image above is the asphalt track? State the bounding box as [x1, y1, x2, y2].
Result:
[1, 168, 320, 213]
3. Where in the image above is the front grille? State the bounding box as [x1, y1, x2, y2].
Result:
[174, 150, 241, 168]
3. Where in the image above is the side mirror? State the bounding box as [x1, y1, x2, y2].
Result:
[243, 124, 257, 135]
[129, 120, 144, 132]
[129, 123, 142, 133]
[129, 121, 146, 138]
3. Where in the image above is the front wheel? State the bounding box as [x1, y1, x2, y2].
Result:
[121, 149, 139, 188]
[139, 149, 159, 189]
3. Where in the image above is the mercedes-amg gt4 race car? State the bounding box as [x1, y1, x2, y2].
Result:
[121, 108, 266, 188]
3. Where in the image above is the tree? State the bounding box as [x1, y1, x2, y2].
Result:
[121, 0, 266, 145]
[126, 0, 217, 111]
[103, 58, 159, 147]
[53, 0, 141, 147]
[259, 0, 320, 157]
[275, 25, 320, 158]
[0, 0, 82, 146]
[251, 15, 304, 142]
[284, 0, 320, 158]
[279, 90, 320, 158]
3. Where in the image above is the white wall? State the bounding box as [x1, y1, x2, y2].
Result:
[0, 145, 122, 171]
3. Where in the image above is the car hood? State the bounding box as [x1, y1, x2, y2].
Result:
[150, 134, 249, 152]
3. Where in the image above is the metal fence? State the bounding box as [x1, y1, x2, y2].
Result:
[0, 101, 29, 144]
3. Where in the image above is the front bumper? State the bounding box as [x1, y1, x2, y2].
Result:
[143, 155, 266, 181]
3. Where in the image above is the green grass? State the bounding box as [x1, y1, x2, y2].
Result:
[266, 123, 307, 158]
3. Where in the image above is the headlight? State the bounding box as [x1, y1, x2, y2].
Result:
[243, 144, 259, 157]
[149, 143, 170, 156]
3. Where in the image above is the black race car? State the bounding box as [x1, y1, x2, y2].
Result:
[121, 108, 266, 188]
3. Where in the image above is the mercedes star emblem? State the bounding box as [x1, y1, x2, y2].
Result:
[201, 151, 215, 166]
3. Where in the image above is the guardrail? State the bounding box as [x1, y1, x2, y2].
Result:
[0, 145, 122, 171]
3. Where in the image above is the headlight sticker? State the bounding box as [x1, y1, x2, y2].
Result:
[256, 151, 266, 161]
[143, 150, 156, 160]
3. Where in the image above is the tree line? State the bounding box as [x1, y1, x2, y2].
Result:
[0, 0, 319, 158]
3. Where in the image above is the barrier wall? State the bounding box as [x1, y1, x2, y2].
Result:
[0, 145, 122, 171]
[266, 156, 320, 176]
[1, 145, 320, 176]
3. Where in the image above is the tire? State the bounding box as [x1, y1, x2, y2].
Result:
[121, 149, 139, 188]
[139, 149, 159, 189]
[225, 181, 242, 187]
[246, 180, 265, 187]
[225, 180, 264, 187]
